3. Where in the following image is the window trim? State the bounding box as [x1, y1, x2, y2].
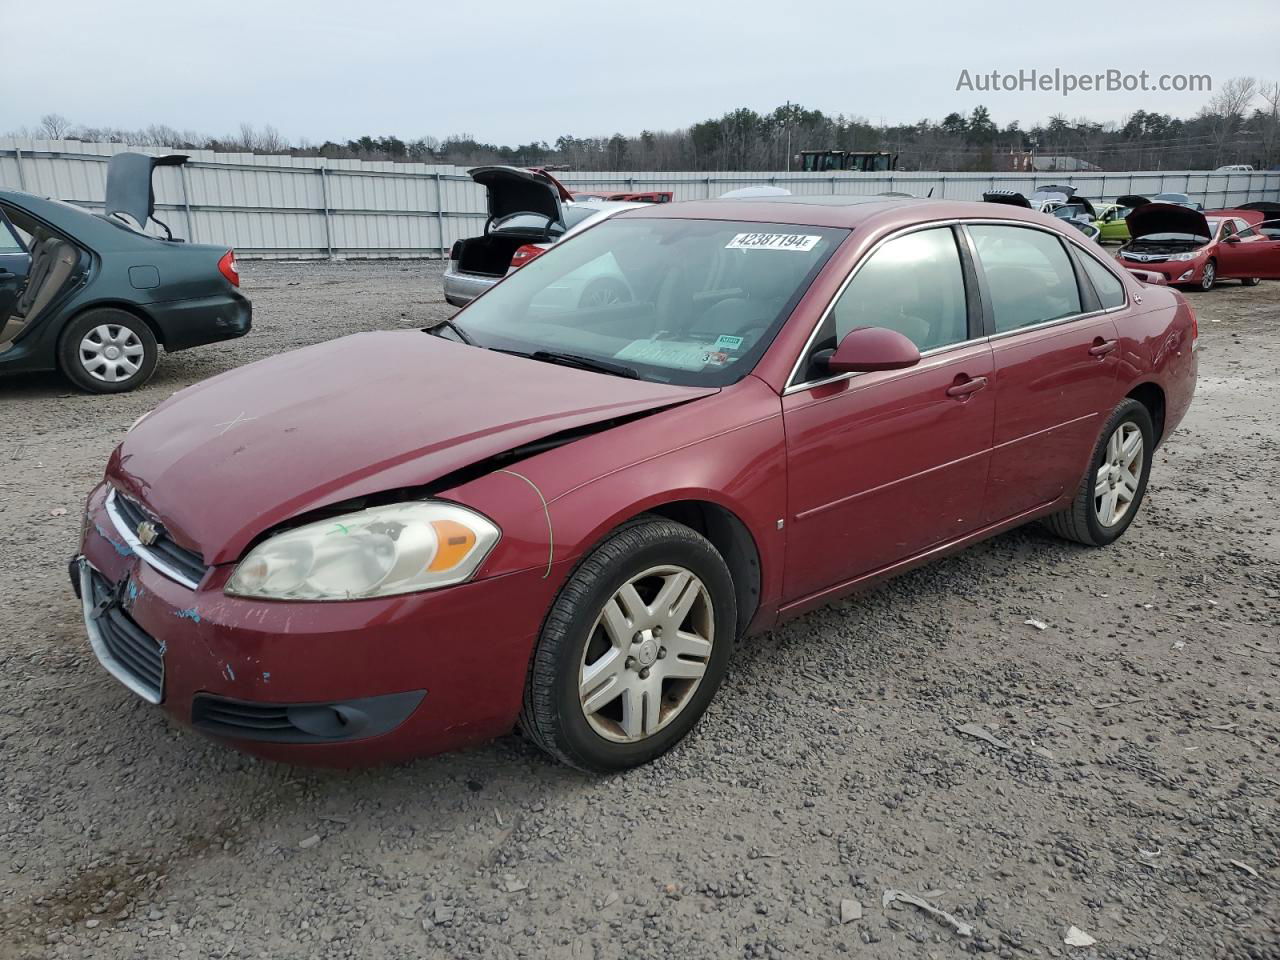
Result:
[784, 217, 1130, 394]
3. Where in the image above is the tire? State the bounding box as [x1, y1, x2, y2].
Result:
[58, 308, 159, 394]
[577, 277, 630, 309]
[520, 517, 736, 772]
[1241, 277, 1261, 287]
[1195, 259, 1216, 292]
[1042, 398, 1154, 547]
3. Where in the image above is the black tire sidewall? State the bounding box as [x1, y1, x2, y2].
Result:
[1198, 259, 1216, 291]
[58, 308, 159, 394]
[1082, 400, 1155, 546]
[544, 526, 735, 772]
[1242, 277, 1261, 287]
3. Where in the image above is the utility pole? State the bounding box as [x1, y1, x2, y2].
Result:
[785, 100, 792, 172]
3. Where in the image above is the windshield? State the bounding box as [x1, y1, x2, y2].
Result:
[453, 217, 847, 386]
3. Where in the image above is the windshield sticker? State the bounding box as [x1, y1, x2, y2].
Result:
[702, 351, 730, 366]
[615, 339, 715, 371]
[714, 334, 744, 351]
[725, 232, 821, 252]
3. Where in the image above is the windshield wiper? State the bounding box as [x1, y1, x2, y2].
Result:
[528, 350, 639, 379]
[422, 317, 474, 345]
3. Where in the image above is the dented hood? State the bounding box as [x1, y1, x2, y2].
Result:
[109, 331, 715, 564]
[1125, 202, 1211, 241]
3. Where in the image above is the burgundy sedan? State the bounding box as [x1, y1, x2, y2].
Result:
[1116, 203, 1280, 290]
[74, 197, 1197, 772]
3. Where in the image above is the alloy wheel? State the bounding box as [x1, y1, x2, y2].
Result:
[79, 324, 145, 383]
[1095, 422, 1144, 527]
[579, 565, 714, 743]
[1200, 261, 1215, 291]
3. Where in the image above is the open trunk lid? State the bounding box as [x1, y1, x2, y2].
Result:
[982, 190, 1032, 208]
[104, 152, 189, 236]
[469, 166, 568, 231]
[1125, 203, 1212, 242]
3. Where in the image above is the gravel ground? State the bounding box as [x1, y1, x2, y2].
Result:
[2, 259, 1278, 960]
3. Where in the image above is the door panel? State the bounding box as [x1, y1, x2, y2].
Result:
[1215, 229, 1280, 279]
[982, 314, 1120, 522]
[782, 341, 995, 601]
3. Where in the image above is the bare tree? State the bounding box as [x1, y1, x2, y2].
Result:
[1258, 81, 1280, 169]
[39, 113, 74, 139]
[1202, 76, 1258, 166]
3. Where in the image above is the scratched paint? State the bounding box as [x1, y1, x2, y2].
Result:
[94, 522, 134, 558]
[174, 608, 202, 623]
[262, 672, 271, 683]
[222, 664, 236, 681]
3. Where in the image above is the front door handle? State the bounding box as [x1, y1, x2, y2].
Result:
[1089, 338, 1118, 357]
[945, 375, 989, 398]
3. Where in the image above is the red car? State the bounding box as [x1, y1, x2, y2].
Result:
[1116, 203, 1280, 290]
[570, 190, 674, 204]
[75, 198, 1203, 772]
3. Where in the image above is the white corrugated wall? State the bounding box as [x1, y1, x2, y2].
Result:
[2, 138, 1277, 259]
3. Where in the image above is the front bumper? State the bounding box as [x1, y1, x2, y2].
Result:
[1117, 258, 1202, 286]
[74, 484, 554, 766]
[441, 268, 497, 307]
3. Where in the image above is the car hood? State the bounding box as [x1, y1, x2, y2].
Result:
[1126, 203, 1211, 241]
[109, 331, 715, 565]
[982, 191, 1031, 208]
[103, 152, 188, 229]
[1116, 194, 1149, 209]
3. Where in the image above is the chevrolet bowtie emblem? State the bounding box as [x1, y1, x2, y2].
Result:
[136, 521, 160, 546]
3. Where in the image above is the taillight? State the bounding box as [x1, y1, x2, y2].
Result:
[218, 250, 240, 287]
[509, 244, 545, 268]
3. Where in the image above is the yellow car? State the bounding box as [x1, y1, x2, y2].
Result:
[1093, 195, 1150, 243]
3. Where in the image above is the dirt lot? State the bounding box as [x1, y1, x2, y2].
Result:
[1, 260, 1277, 960]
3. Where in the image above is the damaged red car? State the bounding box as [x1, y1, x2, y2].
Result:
[1116, 203, 1280, 290]
[75, 197, 1198, 771]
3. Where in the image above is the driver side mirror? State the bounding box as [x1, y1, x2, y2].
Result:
[817, 326, 921, 375]
[1223, 234, 1241, 244]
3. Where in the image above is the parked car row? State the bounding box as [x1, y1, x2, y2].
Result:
[981, 185, 1280, 291]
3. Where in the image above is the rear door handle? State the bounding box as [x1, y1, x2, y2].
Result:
[1089, 338, 1118, 357]
[945, 375, 989, 398]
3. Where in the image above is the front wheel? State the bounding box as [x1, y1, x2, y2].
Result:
[57, 308, 158, 393]
[1196, 259, 1216, 292]
[1042, 398, 1154, 547]
[520, 517, 736, 772]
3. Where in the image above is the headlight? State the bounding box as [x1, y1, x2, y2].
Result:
[1171, 252, 1198, 262]
[226, 502, 500, 601]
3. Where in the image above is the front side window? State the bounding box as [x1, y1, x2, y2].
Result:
[1078, 252, 1126, 309]
[454, 218, 847, 387]
[828, 227, 969, 353]
[968, 225, 1082, 333]
[0, 215, 25, 254]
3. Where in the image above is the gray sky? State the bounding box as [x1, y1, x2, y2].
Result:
[4, 0, 1277, 144]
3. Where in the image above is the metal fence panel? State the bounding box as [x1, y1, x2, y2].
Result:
[2, 138, 1277, 259]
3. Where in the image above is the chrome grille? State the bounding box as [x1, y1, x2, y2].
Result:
[106, 490, 208, 589]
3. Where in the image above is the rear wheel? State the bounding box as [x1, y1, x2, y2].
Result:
[520, 517, 735, 772]
[1241, 276, 1261, 287]
[1042, 399, 1154, 547]
[58, 308, 158, 393]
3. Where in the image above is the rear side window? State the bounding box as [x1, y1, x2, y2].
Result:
[968, 226, 1082, 333]
[829, 227, 969, 353]
[1078, 254, 1125, 309]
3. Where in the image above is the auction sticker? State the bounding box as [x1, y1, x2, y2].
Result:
[725, 233, 820, 252]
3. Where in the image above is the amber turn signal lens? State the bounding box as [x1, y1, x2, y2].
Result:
[427, 520, 477, 572]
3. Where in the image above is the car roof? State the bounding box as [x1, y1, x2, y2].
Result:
[617, 195, 1076, 232]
